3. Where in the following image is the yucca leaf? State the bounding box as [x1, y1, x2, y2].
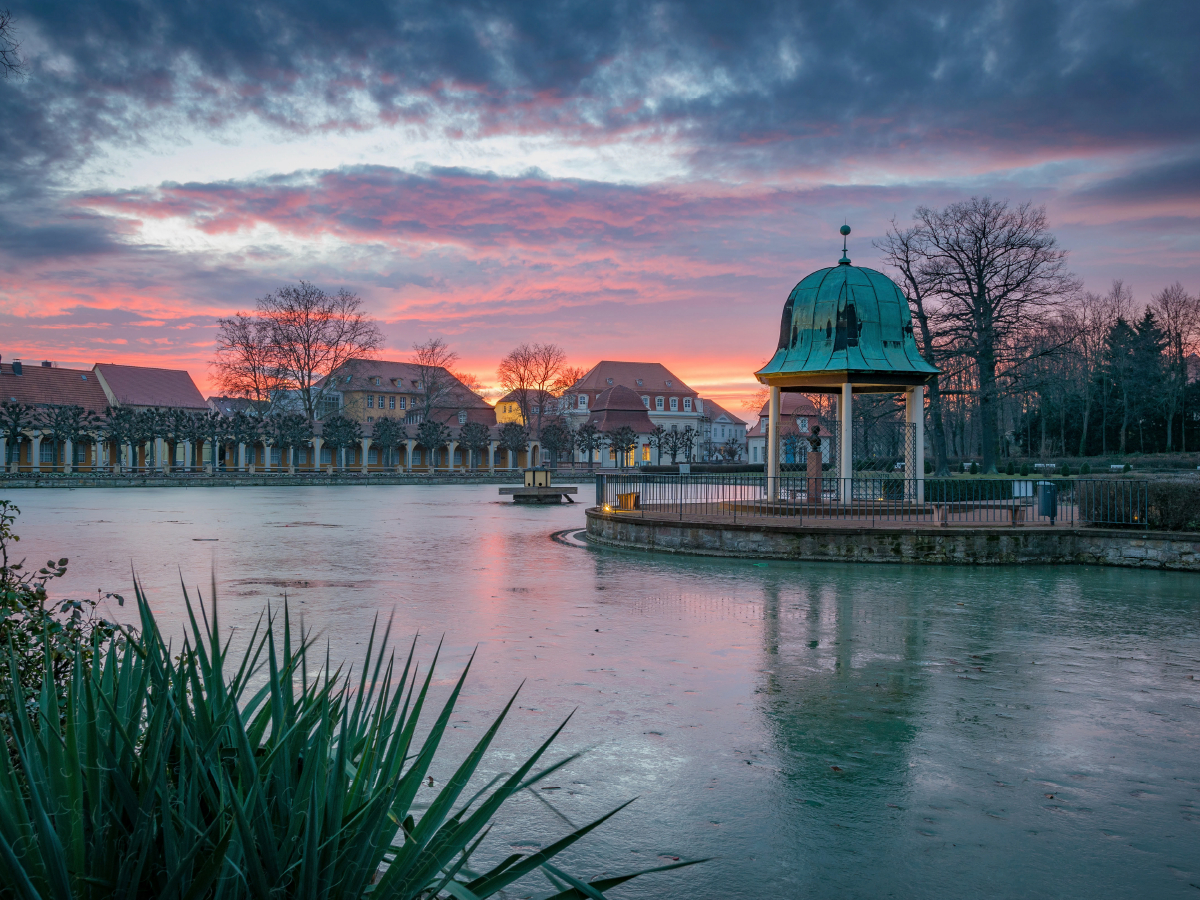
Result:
[539, 857, 711, 899]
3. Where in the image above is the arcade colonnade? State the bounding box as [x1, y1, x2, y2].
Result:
[1, 432, 542, 475]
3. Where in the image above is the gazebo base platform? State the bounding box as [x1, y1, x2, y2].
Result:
[584, 507, 1197, 571]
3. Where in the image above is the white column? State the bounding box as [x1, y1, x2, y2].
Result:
[64, 438, 73, 473]
[236, 442, 246, 471]
[912, 385, 925, 502]
[766, 386, 780, 495]
[361, 437, 371, 474]
[840, 382, 853, 484]
[311, 436, 322, 472]
[31, 434, 42, 472]
[1, 437, 8, 474]
[404, 439, 415, 472]
[488, 440, 496, 473]
[183, 440, 192, 472]
[447, 440, 458, 472]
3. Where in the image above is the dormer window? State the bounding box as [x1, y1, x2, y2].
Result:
[798, 417, 809, 433]
[655, 397, 664, 410]
[606, 377, 613, 384]
[683, 398, 692, 412]
[665, 380, 672, 387]
[458, 411, 468, 424]
[636, 379, 643, 386]
[579, 394, 588, 409]
[670, 397, 679, 411]
[374, 377, 381, 386]
[345, 375, 352, 383]
[642, 396, 650, 408]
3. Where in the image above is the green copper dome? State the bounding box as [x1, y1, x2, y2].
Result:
[756, 249, 939, 388]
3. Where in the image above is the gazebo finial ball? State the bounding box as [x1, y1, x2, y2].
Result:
[840, 224, 851, 236]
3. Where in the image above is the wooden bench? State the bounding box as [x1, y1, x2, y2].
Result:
[616, 491, 641, 510]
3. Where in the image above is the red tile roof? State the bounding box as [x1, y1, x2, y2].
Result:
[0, 362, 110, 413]
[586, 385, 655, 432]
[700, 398, 746, 427]
[747, 394, 825, 437]
[322, 358, 491, 409]
[93, 363, 208, 410]
[571, 361, 697, 398]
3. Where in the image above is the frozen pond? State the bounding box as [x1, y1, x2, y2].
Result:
[5, 485, 1200, 899]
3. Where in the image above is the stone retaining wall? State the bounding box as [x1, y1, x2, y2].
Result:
[0, 473, 546, 489]
[585, 508, 1200, 571]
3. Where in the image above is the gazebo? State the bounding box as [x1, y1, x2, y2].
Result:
[755, 226, 939, 496]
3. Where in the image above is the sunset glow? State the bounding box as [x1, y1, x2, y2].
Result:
[2, 1, 1197, 413]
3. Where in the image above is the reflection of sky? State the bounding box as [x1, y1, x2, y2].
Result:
[2, 1, 1198, 410]
[8, 485, 1200, 898]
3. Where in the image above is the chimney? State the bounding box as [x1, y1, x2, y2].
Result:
[12, 359, 22, 375]
[41, 360, 53, 367]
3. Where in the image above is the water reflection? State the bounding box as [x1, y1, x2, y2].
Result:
[5, 486, 1199, 899]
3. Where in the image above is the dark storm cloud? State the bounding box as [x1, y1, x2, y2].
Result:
[0, 214, 123, 258]
[4, 0, 1198, 192]
[1075, 154, 1200, 203]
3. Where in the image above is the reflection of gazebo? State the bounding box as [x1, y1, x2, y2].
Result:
[755, 226, 939, 494]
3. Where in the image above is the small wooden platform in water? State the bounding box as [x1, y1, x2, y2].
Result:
[499, 486, 578, 503]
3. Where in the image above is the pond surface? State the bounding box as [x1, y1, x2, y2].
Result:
[6, 485, 1200, 899]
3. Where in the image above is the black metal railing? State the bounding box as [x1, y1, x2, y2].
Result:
[595, 474, 1152, 528]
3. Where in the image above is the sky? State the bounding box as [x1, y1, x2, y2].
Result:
[1, 0, 1198, 415]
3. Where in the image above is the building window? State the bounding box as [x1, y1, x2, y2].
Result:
[606, 377, 613, 384]
[368, 448, 378, 464]
[399, 398, 406, 410]
[798, 417, 808, 433]
[670, 397, 678, 411]
[374, 377, 381, 386]
[40, 442, 54, 463]
[454, 450, 462, 465]
[579, 395, 588, 409]
[389, 396, 395, 409]
[531, 405, 539, 415]
[321, 447, 332, 465]
[655, 397, 664, 410]
[642, 443, 650, 461]
[458, 411, 468, 424]
[642, 396, 649, 408]
[753, 446, 759, 462]
[683, 397, 692, 412]
[367, 416, 373, 423]
[298, 448, 308, 464]
[636, 379, 643, 386]
[367, 395, 375, 408]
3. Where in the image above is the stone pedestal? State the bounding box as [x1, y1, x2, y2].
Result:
[807, 450, 822, 503]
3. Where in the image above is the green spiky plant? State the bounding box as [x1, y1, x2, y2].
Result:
[0, 581, 701, 899]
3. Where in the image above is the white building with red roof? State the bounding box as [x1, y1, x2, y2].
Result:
[564, 360, 712, 462]
[746, 393, 830, 466]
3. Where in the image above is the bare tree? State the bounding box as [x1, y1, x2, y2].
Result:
[916, 198, 1080, 472]
[0, 9, 24, 78]
[410, 338, 461, 422]
[498, 343, 569, 441]
[212, 282, 382, 422]
[1150, 282, 1200, 451]
[554, 365, 588, 396]
[212, 313, 282, 413]
[877, 220, 953, 474]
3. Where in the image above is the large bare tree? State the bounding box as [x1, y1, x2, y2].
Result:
[915, 198, 1080, 472]
[212, 282, 383, 421]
